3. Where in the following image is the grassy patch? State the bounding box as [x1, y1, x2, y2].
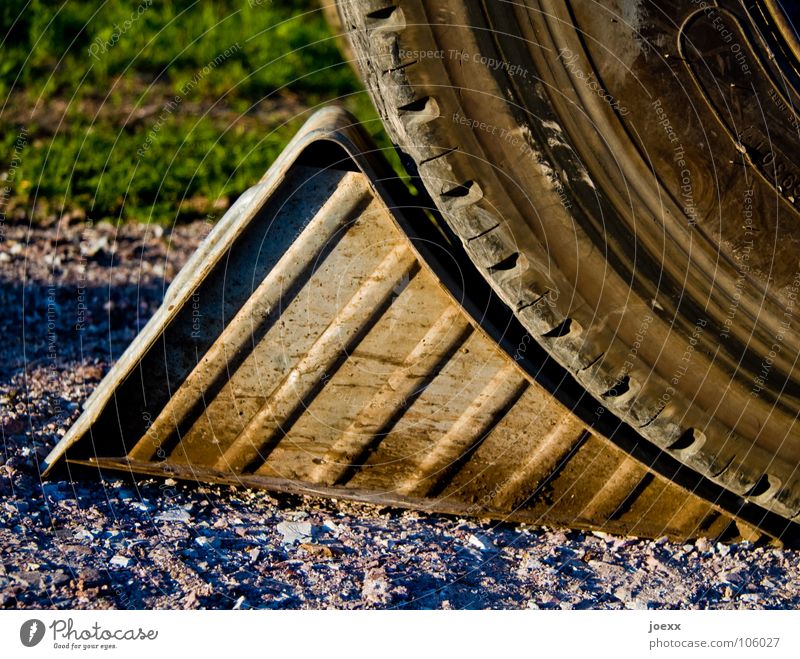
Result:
[1, 0, 388, 225]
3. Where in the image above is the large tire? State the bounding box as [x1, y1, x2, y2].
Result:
[337, 0, 800, 525]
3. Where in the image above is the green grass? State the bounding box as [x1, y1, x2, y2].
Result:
[0, 0, 389, 225]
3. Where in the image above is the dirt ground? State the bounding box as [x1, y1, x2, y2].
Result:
[2, 218, 799, 609]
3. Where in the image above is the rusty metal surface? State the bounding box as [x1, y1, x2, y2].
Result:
[44, 107, 777, 542]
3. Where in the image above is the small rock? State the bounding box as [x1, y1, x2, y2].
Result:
[467, 533, 495, 552]
[75, 569, 104, 589]
[80, 235, 110, 258]
[14, 571, 43, 586]
[537, 594, 562, 608]
[298, 543, 334, 559]
[154, 508, 191, 523]
[592, 561, 627, 578]
[695, 537, 712, 553]
[361, 567, 392, 605]
[322, 519, 340, 535]
[183, 590, 200, 609]
[109, 555, 131, 568]
[50, 571, 70, 587]
[645, 555, 663, 571]
[715, 542, 730, 557]
[276, 521, 313, 546]
[61, 544, 92, 556]
[611, 537, 634, 551]
[614, 586, 632, 603]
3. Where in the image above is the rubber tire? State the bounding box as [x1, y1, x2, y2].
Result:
[337, 0, 800, 525]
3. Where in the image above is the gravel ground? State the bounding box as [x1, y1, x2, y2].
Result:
[2, 218, 800, 610]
